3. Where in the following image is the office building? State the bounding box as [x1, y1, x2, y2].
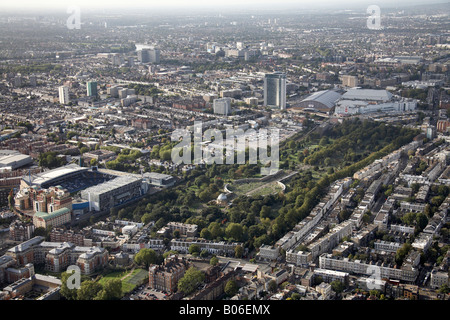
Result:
[111, 54, 124, 66]
[14, 75, 22, 87]
[29, 75, 37, 87]
[138, 49, 160, 63]
[86, 81, 98, 97]
[148, 49, 160, 63]
[342, 75, 359, 88]
[137, 50, 148, 63]
[58, 86, 70, 105]
[264, 72, 286, 110]
[213, 97, 232, 116]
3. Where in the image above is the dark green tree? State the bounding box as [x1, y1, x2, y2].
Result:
[225, 223, 244, 241]
[268, 280, 277, 293]
[95, 279, 122, 300]
[234, 245, 244, 258]
[188, 244, 201, 255]
[224, 280, 239, 297]
[330, 280, 345, 294]
[210, 256, 219, 266]
[177, 267, 205, 295]
[77, 280, 103, 300]
[60, 271, 78, 300]
[134, 248, 158, 268]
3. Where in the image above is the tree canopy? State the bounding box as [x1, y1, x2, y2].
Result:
[177, 267, 205, 295]
[134, 248, 158, 268]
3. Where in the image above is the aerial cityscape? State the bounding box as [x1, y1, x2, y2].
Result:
[0, 0, 449, 309]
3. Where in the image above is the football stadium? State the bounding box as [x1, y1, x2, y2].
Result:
[21, 163, 117, 193]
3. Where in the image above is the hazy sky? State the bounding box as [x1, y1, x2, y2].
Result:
[1, 0, 447, 9]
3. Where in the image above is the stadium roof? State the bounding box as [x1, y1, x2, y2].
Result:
[25, 164, 88, 187]
[97, 168, 139, 177]
[342, 89, 393, 102]
[301, 90, 342, 109]
[81, 175, 141, 195]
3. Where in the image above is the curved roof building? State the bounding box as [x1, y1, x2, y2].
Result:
[295, 90, 342, 113]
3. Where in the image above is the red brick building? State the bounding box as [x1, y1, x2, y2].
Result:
[437, 120, 450, 133]
[148, 255, 189, 293]
[49, 228, 85, 246]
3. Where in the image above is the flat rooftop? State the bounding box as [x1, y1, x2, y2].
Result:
[342, 89, 393, 102]
[81, 175, 141, 195]
[143, 172, 174, 180]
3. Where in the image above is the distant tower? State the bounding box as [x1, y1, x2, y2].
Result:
[342, 75, 359, 88]
[137, 50, 149, 63]
[148, 49, 160, 63]
[14, 75, 22, 87]
[29, 75, 37, 87]
[86, 81, 98, 97]
[138, 49, 160, 64]
[213, 98, 232, 116]
[264, 72, 286, 110]
[58, 86, 70, 104]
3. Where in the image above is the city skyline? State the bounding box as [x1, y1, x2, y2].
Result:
[1, 0, 448, 11]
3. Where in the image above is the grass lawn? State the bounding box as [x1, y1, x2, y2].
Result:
[228, 180, 284, 197]
[232, 181, 263, 194]
[248, 181, 284, 197]
[98, 268, 148, 294]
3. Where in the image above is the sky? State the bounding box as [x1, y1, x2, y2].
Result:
[1, 0, 447, 10]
